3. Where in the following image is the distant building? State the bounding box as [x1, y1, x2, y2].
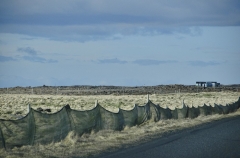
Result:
[196, 81, 220, 87]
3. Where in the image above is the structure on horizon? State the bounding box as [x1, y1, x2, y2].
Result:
[196, 81, 220, 87]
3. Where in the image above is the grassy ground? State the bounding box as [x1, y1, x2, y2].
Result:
[0, 92, 239, 119]
[1, 110, 240, 158]
[0, 92, 239, 157]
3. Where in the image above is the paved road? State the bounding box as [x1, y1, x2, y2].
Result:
[97, 116, 240, 158]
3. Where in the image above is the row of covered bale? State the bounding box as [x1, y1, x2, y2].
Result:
[0, 97, 240, 149]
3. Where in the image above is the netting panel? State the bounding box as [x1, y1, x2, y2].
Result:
[68, 106, 101, 135]
[33, 107, 71, 144]
[158, 107, 172, 119]
[120, 106, 138, 128]
[188, 107, 200, 119]
[199, 104, 212, 116]
[0, 111, 34, 149]
[99, 105, 124, 130]
[148, 102, 161, 122]
[136, 104, 150, 125]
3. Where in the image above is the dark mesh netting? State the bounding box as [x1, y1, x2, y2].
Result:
[120, 105, 138, 128]
[136, 104, 150, 125]
[67, 105, 101, 136]
[99, 105, 124, 130]
[33, 106, 72, 144]
[0, 97, 239, 149]
[187, 106, 200, 119]
[199, 104, 212, 116]
[0, 109, 34, 149]
[148, 101, 161, 122]
[158, 106, 172, 119]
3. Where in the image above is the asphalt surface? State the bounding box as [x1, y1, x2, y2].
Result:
[97, 116, 240, 158]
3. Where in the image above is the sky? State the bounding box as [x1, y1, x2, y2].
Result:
[0, 0, 240, 88]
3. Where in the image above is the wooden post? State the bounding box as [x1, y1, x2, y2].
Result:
[147, 94, 149, 102]
[32, 88, 33, 94]
[27, 104, 30, 113]
[95, 100, 98, 107]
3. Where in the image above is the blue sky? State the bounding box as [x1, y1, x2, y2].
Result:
[0, 0, 240, 87]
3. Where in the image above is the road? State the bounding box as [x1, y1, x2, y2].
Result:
[96, 116, 240, 158]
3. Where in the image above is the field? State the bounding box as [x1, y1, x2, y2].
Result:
[1, 92, 239, 119]
[0, 91, 240, 157]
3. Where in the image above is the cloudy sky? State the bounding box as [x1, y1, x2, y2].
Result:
[0, 0, 240, 87]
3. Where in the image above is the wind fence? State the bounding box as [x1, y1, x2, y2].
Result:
[0, 97, 240, 149]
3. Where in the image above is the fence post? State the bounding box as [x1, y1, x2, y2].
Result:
[27, 104, 30, 113]
[32, 88, 33, 95]
[95, 100, 98, 107]
[147, 94, 149, 102]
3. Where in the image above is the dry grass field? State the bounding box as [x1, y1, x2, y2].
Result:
[1, 92, 239, 119]
[0, 92, 240, 157]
